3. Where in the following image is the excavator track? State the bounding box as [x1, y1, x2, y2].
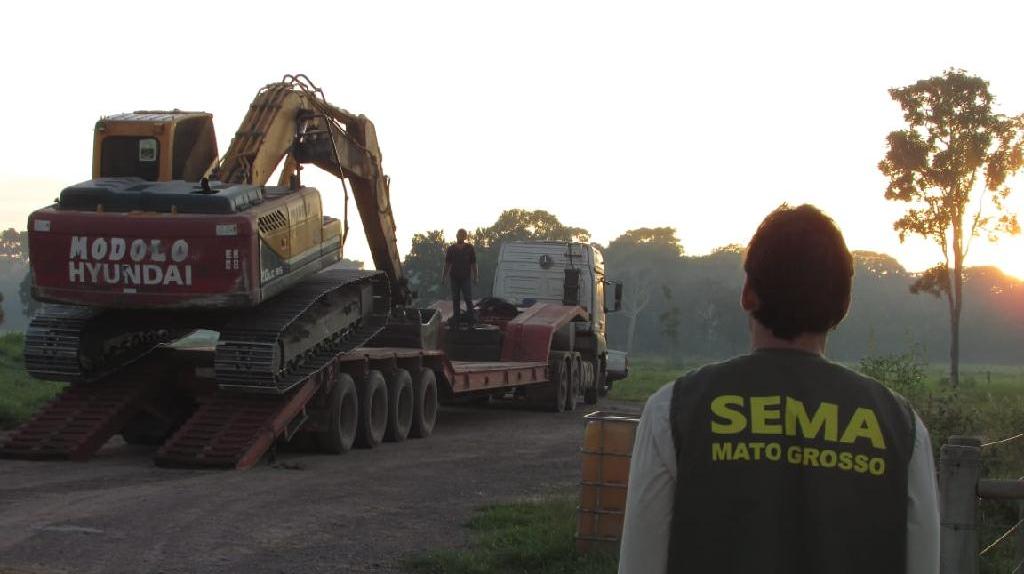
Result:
[214, 269, 390, 393]
[23, 305, 179, 383]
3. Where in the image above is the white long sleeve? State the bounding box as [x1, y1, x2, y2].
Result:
[905, 415, 940, 574]
[618, 383, 676, 574]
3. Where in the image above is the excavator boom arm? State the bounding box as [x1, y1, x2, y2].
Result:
[217, 76, 410, 305]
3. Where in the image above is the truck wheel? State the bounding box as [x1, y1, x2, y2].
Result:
[596, 360, 610, 398]
[317, 373, 358, 454]
[565, 355, 581, 412]
[410, 369, 438, 439]
[355, 370, 388, 448]
[384, 369, 414, 443]
[547, 358, 569, 413]
[583, 360, 599, 405]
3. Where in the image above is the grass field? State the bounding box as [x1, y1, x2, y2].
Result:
[610, 355, 1024, 408]
[403, 495, 617, 574]
[606, 356, 693, 403]
[0, 332, 64, 429]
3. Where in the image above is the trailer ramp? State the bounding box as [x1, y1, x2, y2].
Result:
[0, 359, 160, 461]
[155, 347, 341, 470]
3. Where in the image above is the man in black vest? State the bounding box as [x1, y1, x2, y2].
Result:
[618, 204, 939, 574]
[443, 228, 478, 324]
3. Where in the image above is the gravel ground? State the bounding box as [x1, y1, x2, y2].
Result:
[0, 400, 641, 574]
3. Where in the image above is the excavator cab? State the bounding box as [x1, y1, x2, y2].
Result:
[93, 112, 218, 182]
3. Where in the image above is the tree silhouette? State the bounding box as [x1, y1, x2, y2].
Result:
[0, 228, 25, 260]
[605, 227, 684, 354]
[878, 69, 1024, 386]
[403, 230, 447, 305]
[659, 285, 683, 362]
[620, 269, 652, 353]
[472, 209, 589, 248]
[607, 227, 684, 257]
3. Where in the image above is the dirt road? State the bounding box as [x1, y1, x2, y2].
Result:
[0, 401, 640, 574]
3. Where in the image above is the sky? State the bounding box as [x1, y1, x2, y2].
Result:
[2, 0, 1023, 279]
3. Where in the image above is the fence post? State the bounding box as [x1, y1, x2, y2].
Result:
[939, 435, 981, 574]
[1016, 501, 1023, 572]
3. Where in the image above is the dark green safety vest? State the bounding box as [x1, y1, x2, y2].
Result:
[667, 349, 916, 574]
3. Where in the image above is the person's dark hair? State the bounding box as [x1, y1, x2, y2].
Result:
[743, 204, 853, 340]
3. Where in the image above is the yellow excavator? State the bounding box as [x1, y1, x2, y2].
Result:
[25, 74, 412, 393]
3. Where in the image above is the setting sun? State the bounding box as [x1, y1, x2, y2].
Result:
[992, 248, 1024, 281]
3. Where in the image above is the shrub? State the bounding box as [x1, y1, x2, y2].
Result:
[859, 348, 927, 401]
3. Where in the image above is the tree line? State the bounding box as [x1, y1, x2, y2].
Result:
[2, 210, 1021, 364]
[401, 211, 1024, 366]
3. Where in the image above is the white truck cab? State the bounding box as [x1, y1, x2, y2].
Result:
[492, 241, 627, 391]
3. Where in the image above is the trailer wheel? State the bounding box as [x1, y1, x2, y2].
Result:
[410, 369, 438, 439]
[355, 370, 388, 448]
[583, 360, 599, 405]
[384, 369, 414, 443]
[317, 373, 358, 454]
[121, 412, 174, 446]
[566, 355, 581, 412]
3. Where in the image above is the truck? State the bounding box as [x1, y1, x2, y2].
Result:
[0, 76, 623, 469]
[490, 240, 626, 401]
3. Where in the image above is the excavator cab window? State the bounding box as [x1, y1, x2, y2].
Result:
[100, 136, 160, 181]
[172, 116, 217, 180]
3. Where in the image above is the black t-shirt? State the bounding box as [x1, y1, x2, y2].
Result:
[445, 242, 476, 280]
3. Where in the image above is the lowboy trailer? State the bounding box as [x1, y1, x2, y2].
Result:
[0, 302, 591, 470]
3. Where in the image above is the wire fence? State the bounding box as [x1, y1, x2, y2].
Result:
[941, 434, 1024, 574]
[982, 433, 1024, 449]
[979, 518, 1021, 556]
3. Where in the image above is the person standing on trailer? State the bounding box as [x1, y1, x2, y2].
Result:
[443, 228, 478, 324]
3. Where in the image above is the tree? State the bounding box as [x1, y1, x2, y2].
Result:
[605, 227, 684, 354]
[687, 247, 747, 356]
[607, 227, 684, 257]
[659, 285, 683, 362]
[0, 228, 26, 260]
[402, 230, 447, 305]
[878, 69, 1024, 386]
[620, 269, 653, 353]
[472, 209, 590, 248]
[472, 209, 590, 297]
[850, 251, 907, 278]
